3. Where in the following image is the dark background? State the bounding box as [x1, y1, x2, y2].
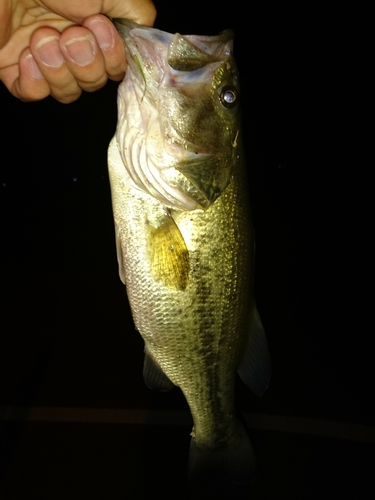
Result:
[0, 2, 373, 499]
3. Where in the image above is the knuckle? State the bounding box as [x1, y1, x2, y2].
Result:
[49, 79, 82, 102]
[82, 80, 107, 93]
[52, 89, 82, 104]
[17, 81, 50, 102]
[76, 69, 103, 85]
[109, 74, 125, 82]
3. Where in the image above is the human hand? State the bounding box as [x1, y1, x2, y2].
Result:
[0, 0, 156, 103]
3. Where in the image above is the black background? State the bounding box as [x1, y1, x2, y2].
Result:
[0, 2, 373, 499]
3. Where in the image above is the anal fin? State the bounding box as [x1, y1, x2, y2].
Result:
[238, 308, 271, 396]
[143, 348, 175, 392]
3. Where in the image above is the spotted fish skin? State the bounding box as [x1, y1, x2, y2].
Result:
[108, 20, 271, 482]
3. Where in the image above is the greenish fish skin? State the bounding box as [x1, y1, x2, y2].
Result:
[108, 20, 271, 482]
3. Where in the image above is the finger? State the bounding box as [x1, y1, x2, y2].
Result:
[58, 25, 109, 93]
[83, 15, 126, 82]
[15, 48, 51, 101]
[29, 27, 82, 103]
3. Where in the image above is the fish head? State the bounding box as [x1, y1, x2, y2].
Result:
[115, 20, 241, 211]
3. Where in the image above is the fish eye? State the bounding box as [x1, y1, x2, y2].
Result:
[219, 86, 238, 109]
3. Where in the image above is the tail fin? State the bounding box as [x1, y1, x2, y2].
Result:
[188, 420, 259, 494]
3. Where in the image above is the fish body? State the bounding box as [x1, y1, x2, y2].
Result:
[108, 20, 271, 482]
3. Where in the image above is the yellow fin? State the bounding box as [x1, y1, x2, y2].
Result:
[147, 215, 189, 291]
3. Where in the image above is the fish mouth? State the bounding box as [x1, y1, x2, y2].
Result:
[115, 19, 234, 98]
[114, 19, 173, 96]
[115, 20, 235, 210]
[115, 19, 233, 57]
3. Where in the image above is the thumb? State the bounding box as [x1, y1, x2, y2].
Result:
[104, 0, 156, 26]
[0, 2, 12, 49]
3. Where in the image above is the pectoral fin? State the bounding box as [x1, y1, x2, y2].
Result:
[143, 348, 175, 392]
[238, 308, 271, 396]
[147, 215, 189, 290]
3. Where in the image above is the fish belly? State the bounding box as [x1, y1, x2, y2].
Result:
[108, 138, 253, 447]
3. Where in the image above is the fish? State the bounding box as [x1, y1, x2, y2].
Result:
[107, 19, 271, 484]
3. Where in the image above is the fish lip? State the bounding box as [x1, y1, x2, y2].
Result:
[115, 18, 234, 46]
[114, 19, 173, 76]
[114, 19, 234, 74]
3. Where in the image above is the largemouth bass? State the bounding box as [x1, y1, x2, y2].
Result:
[108, 19, 271, 484]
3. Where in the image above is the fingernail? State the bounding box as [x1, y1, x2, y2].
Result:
[90, 20, 114, 50]
[63, 35, 95, 66]
[35, 36, 64, 67]
[25, 54, 44, 80]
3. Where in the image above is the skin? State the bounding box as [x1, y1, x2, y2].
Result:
[0, 0, 156, 103]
